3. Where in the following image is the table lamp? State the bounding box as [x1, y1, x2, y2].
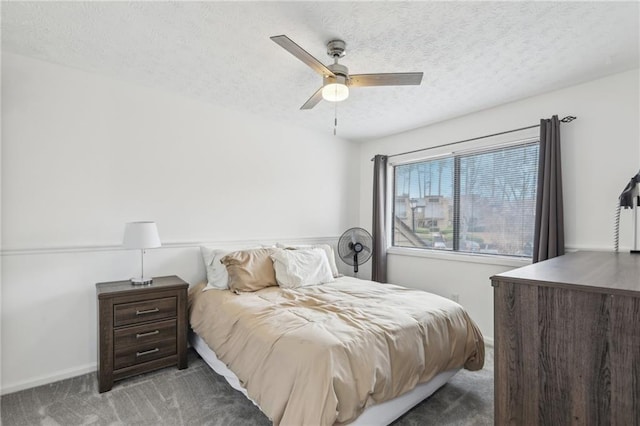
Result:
[123, 221, 161, 285]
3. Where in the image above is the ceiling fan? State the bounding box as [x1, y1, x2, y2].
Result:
[271, 35, 424, 110]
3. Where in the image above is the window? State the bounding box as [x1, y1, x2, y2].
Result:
[392, 141, 539, 257]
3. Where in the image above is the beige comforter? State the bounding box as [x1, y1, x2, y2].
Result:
[189, 277, 484, 425]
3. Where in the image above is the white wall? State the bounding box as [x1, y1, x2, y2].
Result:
[2, 52, 638, 394]
[0, 53, 3, 393]
[0, 53, 359, 393]
[357, 69, 640, 341]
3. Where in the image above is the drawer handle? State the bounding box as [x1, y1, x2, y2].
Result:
[136, 308, 160, 315]
[136, 330, 160, 339]
[136, 348, 160, 357]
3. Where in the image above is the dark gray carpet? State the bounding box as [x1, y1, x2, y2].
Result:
[1, 348, 493, 425]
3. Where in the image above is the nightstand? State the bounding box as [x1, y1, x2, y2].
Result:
[96, 275, 189, 393]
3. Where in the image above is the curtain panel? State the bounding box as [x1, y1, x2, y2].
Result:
[533, 115, 565, 263]
[372, 155, 388, 282]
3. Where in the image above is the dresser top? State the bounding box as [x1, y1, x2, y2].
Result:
[492, 251, 640, 297]
[96, 275, 188, 298]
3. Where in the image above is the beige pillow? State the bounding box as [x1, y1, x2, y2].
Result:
[221, 248, 277, 293]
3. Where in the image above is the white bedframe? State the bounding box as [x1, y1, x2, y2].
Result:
[191, 333, 459, 425]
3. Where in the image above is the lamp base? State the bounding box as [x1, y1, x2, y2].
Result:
[130, 277, 154, 286]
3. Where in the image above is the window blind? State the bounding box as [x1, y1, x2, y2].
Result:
[393, 141, 539, 257]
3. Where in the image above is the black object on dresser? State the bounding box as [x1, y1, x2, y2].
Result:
[96, 275, 189, 393]
[491, 251, 640, 425]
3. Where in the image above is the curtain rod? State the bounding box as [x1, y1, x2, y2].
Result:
[371, 115, 577, 161]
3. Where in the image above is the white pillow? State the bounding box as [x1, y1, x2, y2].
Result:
[200, 247, 230, 290]
[270, 248, 334, 288]
[275, 243, 340, 278]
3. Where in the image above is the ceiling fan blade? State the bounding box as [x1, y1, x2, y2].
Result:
[300, 87, 324, 110]
[271, 35, 335, 78]
[349, 72, 424, 87]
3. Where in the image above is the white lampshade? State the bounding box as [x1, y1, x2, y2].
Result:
[123, 221, 161, 249]
[322, 83, 349, 102]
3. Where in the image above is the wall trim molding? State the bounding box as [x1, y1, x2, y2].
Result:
[1, 240, 618, 257]
[0, 236, 341, 257]
[0, 336, 497, 395]
[387, 245, 617, 268]
[1, 362, 98, 396]
[565, 245, 616, 252]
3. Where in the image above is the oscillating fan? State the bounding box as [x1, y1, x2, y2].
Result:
[337, 227, 373, 275]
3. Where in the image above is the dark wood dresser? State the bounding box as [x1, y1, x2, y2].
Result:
[491, 251, 639, 425]
[96, 275, 189, 392]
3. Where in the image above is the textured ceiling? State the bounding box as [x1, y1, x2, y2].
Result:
[2, 1, 639, 141]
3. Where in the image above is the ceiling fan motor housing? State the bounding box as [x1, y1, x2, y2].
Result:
[325, 63, 349, 86]
[327, 63, 348, 76]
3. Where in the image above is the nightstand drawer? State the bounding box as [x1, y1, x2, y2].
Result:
[114, 297, 176, 327]
[114, 338, 177, 370]
[114, 319, 176, 348]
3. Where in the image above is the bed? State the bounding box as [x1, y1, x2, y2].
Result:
[189, 247, 485, 426]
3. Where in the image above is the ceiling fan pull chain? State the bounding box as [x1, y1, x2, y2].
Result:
[334, 100, 338, 136]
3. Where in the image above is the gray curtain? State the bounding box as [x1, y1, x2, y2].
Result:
[533, 115, 565, 263]
[372, 155, 388, 282]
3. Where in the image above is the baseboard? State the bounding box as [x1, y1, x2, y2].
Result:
[1, 338, 495, 396]
[1, 362, 97, 396]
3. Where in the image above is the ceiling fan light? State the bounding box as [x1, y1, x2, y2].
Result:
[322, 83, 349, 102]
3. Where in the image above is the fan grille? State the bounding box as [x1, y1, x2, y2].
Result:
[337, 227, 373, 268]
